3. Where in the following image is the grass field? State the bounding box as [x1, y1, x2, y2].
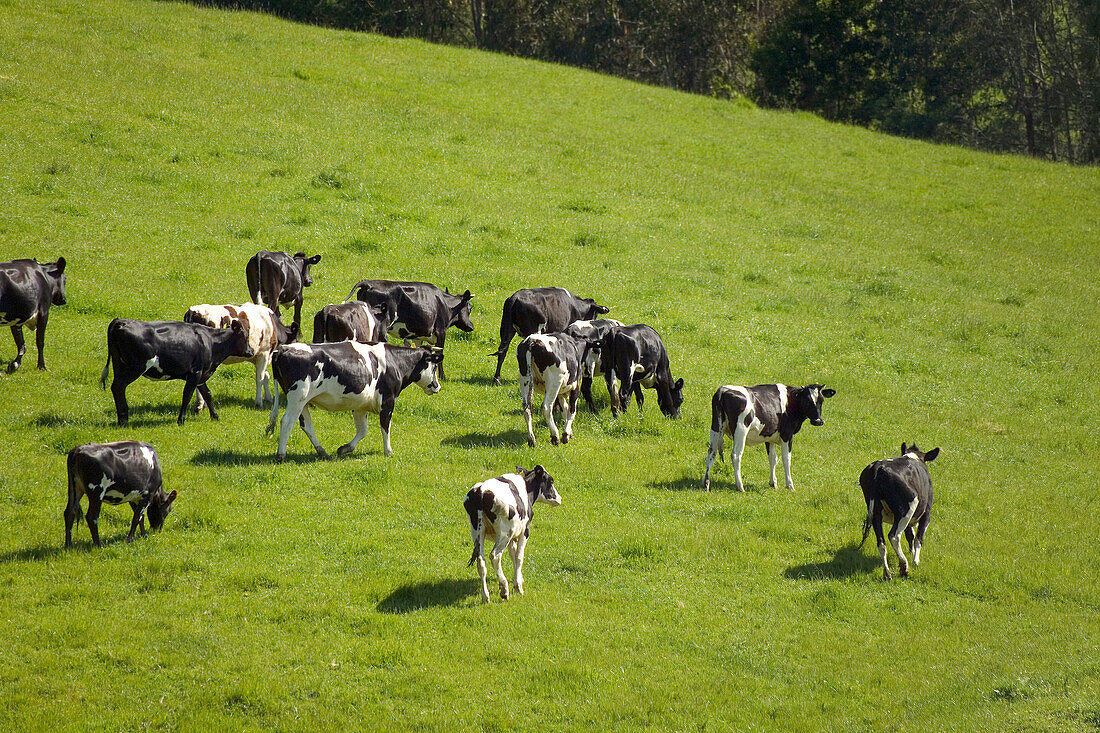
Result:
[1, 0, 1099, 729]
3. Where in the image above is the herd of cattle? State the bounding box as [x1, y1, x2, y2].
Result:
[0, 252, 940, 596]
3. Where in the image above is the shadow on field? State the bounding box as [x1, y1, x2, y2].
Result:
[441, 429, 529, 449]
[191, 448, 290, 466]
[377, 578, 481, 613]
[461, 374, 499, 387]
[0, 543, 68, 563]
[649, 476, 702, 492]
[784, 543, 880, 581]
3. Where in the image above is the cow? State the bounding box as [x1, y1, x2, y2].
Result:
[702, 383, 836, 492]
[312, 300, 393, 345]
[517, 332, 594, 447]
[0, 257, 67, 373]
[64, 441, 177, 548]
[464, 465, 562, 603]
[597, 324, 684, 419]
[491, 287, 610, 384]
[245, 250, 322, 330]
[562, 318, 624, 411]
[183, 303, 299, 409]
[860, 443, 939, 580]
[266, 341, 444, 462]
[100, 318, 254, 426]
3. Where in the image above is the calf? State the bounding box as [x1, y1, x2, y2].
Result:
[492, 287, 609, 384]
[702, 383, 836, 491]
[312, 300, 392, 345]
[0, 257, 67, 372]
[860, 443, 939, 580]
[266, 341, 444, 461]
[100, 318, 254, 426]
[245, 250, 322, 330]
[464, 465, 562, 602]
[517, 332, 592, 447]
[64, 441, 177, 547]
[563, 318, 624, 411]
[599, 324, 684, 418]
[183, 303, 299, 408]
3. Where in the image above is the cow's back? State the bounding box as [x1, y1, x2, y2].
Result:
[0, 262, 43, 324]
[69, 441, 161, 500]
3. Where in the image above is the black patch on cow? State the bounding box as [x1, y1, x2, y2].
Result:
[368, 352, 381, 376]
[501, 476, 529, 521]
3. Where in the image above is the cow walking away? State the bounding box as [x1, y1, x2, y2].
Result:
[267, 341, 444, 462]
[65, 441, 177, 547]
[517, 332, 594, 447]
[312, 301, 392, 345]
[702, 383, 836, 491]
[464, 465, 561, 603]
[101, 318, 254, 426]
[492, 287, 609, 384]
[598, 324, 684, 418]
[0, 257, 67, 372]
[860, 443, 939, 580]
[563, 318, 624, 411]
[245, 250, 321, 331]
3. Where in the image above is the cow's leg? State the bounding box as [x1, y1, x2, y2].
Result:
[490, 534, 511, 600]
[292, 298, 303, 334]
[435, 331, 447, 381]
[197, 383, 218, 421]
[767, 443, 779, 488]
[476, 550, 490, 603]
[34, 314, 47, 370]
[542, 374, 564, 446]
[254, 353, 271, 407]
[521, 375, 537, 447]
[178, 379, 198, 425]
[111, 373, 136, 427]
[606, 368, 621, 416]
[617, 371, 635, 416]
[492, 327, 515, 385]
[8, 325, 25, 372]
[912, 510, 931, 566]
[193, 388, 207, 414]
[702, 427, 724, 491]
[338, 409, 372, 457]
[781, 439, 795, 490]
[127, 501, 148, 542]
[64, 483, 84, 548]
[633, 382, 644, 411]
[86, 496, 103, 547]
[889, 497, 920, 577]
[277, 392, 309, 461]
[730, 425, 749, 492]
[561, 387, 579, 444]
[872, 504, 891, 579]
[513, 530, 529, 595]
[379, 398, 396, 456]
[581, 374, 597, 412]
[298, 406, 329, 459]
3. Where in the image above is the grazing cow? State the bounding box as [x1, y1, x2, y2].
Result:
[464, 465, 562, 602]
[702, 383, 836, 492]
[64, 441, 177, 548]
[517, 332, 594, 447]
[598, 324, 684, 419]
[245, 250, 322, 330]
[563, 318, 624, 411]
[100, 319, 254, 426]
[312, 300, 393, 345]
[860, 443, 939, 580]
[491, 287, 610, 384]
[183, 303, 299, 408]
[0, 257, 67, 373]
[266, 341, 444, 462]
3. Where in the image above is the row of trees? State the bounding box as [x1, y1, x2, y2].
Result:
[198, 0, 1100, 164]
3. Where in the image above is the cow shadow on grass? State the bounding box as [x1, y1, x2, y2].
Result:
[460, 374, 499, 387]
[784, 543, 880, 581]
[377, 578, 481, 614]
[190, 448, 311, 466]
[441, 429, 530, 450]
[0, 543, 68, 563]
[649, 475, 768, 493]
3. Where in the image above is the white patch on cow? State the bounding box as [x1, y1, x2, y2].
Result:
[92, 476, 116, 500]
[283, 342, 312, 353]
[904, 451, 921, 461]
[142, 355, 171, 380]
[140, 445, 156, 468]
[527, 333, 558, 349]
[776, 384, 789, 415]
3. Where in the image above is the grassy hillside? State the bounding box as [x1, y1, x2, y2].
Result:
[1, 0, 1098, 729]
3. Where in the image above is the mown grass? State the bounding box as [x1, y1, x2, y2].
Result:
[1, 0, 1099, 729]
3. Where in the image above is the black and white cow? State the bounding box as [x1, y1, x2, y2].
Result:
[563, 318, 624, 411]
[100, 319, 254, 426]
[860, 443, 939, 580]
[64, 441, 177, 548]
[0, 257, 67, 373]
[517, 332, 593, 447]
[245, 250, 322, 330]
[702, 383, 836, 491]
[492, 287, 610, 384]
[312, 300, 393, 345]
[598, 324, 684, 419]
[266, 341, 444, 462]
[183, 303, 299, 408]
[464, 465, 562, 603]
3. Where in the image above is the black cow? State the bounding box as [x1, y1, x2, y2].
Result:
[100, 319, 254, 426]
[0, 257, 67, 372]
[267, 341, 444, 461]
[598, 324, 684, 418]
[245, 250, 322, 330]
[860, 443, 939, 580]
[517, 332, 596, 447]
[491, 287, 609, 384]
[65, 441, 177, 547]
[312, 301, 393, 344]
[345, 279, 473, 378]
[562, 318, 624, 411]
[702, 383, 836, 491]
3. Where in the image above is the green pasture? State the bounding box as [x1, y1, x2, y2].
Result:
[1, 0, 1098, 729]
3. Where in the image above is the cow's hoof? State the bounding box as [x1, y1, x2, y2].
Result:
[317, 449, 331, 460]
[37, 364, 46, 371]
[275, 454, 286, 464]
[883, 569, 893, 581]
[900, 565, 910, 578]
[561, 434, 570, 444]
[527, 438, 536, 448]
[6, 363, 18, 374]
[550, 436, 559, 446]
[336, 444, 354, 457]
[500, 588, 509, 600]
[176, 418, 186, 426]
[493, 378, 502, 386]
[702, 481, 710, 491]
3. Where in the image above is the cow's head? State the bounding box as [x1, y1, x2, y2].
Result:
[293, 252, 322, 287]
[450, 290, 475, 332]
[582, 298, 610, 319]
[517, 464, 561, 507]
[659, 377, 685, 419]
[228, 320, 255, 359]
[48, 257, 67, 306]
[901, 442, 940, 463]
[145, 489, 178, 531]
[800, 384, 836, 426]
[414, 347, 445, 394]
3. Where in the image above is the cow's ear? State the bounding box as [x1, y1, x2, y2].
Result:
[293, 251, 307, 259]
[308, 254, 322, 264]
[596, 305, 610, 314]
[674, 377, 684, 390]
[54, 256, 66, 274]
[901, 442, 908, 454]
[167, 490, 178, 504]
[924, 447, 940, 463]
[822, 388, 836, 398]
[515, 465, 528, 477]
[461, 289, 473, 300]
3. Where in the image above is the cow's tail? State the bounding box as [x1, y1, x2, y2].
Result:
[710, 390, 726, 463]
[490, 295, 516, 357]
[464, 491, 482, 567]
[265, 350, 282, 436]
[343, 279, 368, 303]
[65, 449, 84, 527]
[99, 352, 111, 389]
[312, 308, 329, 344]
